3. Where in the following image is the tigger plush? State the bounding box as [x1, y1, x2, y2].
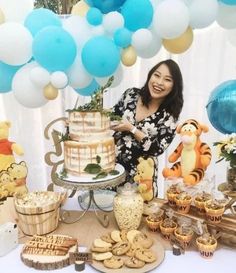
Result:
[162, 119, 212, 186]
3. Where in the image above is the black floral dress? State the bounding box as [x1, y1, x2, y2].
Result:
[112, 88, 177, 196]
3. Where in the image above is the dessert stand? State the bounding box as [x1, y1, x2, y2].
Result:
[44, 119, 126, 228]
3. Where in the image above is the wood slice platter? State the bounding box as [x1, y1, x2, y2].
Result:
[91, 241, 165, 273]
[21, 234, 78, 270]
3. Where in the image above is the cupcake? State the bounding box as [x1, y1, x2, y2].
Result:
[196, 234, 217, 258]
[204, 200, 225, 224]
[194, 192, 212, 215]
[160, 218, 177, 240]
[174, 226, 194, 249]
[175, 192, 192, 214]
[166, 185, 182, 207]
[146, 210, 164, 232]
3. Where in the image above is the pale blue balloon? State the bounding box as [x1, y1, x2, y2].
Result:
[24, 8, 62, 36]
[0, 61, 21, 93]
[206, 80, 236, 134]
[121, 0, 153, 31]
[82, 36, 120, 77]
[33, 26, 77, 72]
[86, 7, 103, 26]
[219, 0, 236, 5]
[114, 27, 131, 48]
[86, 0, 127, 13]
[75, 79, 100, 96]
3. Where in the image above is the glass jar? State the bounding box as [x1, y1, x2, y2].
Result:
[227, 167, 236, 190]
[113, 183, 144, 230]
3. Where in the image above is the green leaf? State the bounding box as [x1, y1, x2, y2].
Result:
[109, 170, 120, 176]
[84, 164, 102, 174]
[92, 171, 108, 180]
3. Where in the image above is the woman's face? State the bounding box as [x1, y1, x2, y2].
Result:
[148, 64, 174, 101]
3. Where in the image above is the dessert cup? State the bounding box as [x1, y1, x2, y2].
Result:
[204, 200, 225, 224]
[174, 226, 194, 249]
[175, 192, 192, 214]
[166, 185, 181, 207]
[194, 192, 212, 215]
[146, 210, 164, 232]
[160, 218, 177, 240]
[196, 235, 217, 259]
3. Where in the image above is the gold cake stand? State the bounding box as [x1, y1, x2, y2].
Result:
[44, 118, 126, 227]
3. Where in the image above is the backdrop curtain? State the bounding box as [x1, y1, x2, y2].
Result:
[0, 23, 235, 196]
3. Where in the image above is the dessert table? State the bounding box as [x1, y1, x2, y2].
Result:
[1, 244, 235, 273]
[0, 198, 236, 273]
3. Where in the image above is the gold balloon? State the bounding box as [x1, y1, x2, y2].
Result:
[121, 46, 137, 67]
[71, 0, 90, 16]
[0, 8, 5, 24]
[43, 84, 58, 100]
[163, 27, 194, 54]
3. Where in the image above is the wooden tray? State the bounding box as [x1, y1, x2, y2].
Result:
[90, 240, 165, 273]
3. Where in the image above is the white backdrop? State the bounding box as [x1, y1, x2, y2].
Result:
[0, 23, 235, 196]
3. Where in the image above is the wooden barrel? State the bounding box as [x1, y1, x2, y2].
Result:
[14, 191, 66, 236]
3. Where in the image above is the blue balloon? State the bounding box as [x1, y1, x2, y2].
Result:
[33, 26, 77, 72]
[121, 0, 153, 31]
[86, 7, 103, 26]
[114, 27, 131, 48]
[24, 8, 62, 36]
[86, 0, 127, 13]
[0, 61, 21, 93]
[75, 79, 100, 96]
[219, 0, 236, 5]
[206, 80, 236, 134]
[82, 36, 120, 77]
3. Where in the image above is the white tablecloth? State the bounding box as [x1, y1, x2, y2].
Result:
[1, 244, 235, 273]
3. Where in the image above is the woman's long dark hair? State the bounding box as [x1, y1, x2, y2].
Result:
[140, 59, 183, 121]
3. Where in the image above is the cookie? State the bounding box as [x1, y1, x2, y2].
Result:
[133, 233, 153, 249]
[126, 244, 143, 257]
[91, 246, 112, 253]
[101, 233, 115, 244]
[127, 230, 141, 244]
[125, 257, 145, 268]
[103, 256, 124, 269]
[135, 249, 157, 263]
[93, 238, 112, 248]
[120, 229, 128, 241]
[110, 230, 122, 243]
[112, 241, 131, 256]
[92, 252, 113, 261]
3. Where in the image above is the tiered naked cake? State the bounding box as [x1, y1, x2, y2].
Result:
[63, 77, 118, 177]
[64, 111, 115, 176]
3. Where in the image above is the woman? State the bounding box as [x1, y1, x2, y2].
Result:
[112, 59, 184, 198]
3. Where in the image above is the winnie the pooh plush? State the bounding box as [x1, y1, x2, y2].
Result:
[134, 157, 155, 202]
[6, 161, 28, 195]
[162, 119, 212, 186]
[0, 121, 24, 172]
[0, 161, 28, 199]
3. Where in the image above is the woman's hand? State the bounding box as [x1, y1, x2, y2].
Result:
[111, 119, 133, 132]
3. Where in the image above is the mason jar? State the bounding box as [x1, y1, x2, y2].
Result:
[113, 183, 144, 230]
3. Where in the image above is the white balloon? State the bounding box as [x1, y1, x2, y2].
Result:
[132, 29, 153, 52]
[30, 66, 50, 88]
[189, 0, 218, 29]
[102, 11, 124, 35]
[226, 29, 236, 47]
[50, 71, 68, 89]
[63, 16, 93, 50]
[92, 25, 105, 37]
[216, 3, 236, 29]
[153, 0, 189, 39]
[67, 54, 92, 89]
[137, 32, 162, 59]
[12, 62, 48, 108]
[0, 22, 32, 65]
[0, 0, 33, 22]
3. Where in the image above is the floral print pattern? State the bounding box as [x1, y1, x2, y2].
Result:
[112, 88, 177, 196]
